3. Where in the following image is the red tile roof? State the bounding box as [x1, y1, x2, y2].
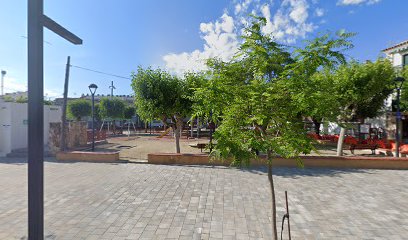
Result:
[382, 40, 408, 52]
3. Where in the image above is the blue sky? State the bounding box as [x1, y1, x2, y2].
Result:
[0, 0, 407, 99]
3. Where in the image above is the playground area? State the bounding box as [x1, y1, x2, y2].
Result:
[88, 133, 383, 162]
[95, 134, 209, 161]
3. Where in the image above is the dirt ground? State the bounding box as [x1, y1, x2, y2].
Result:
[97, 134, 210, 160]
[96, 133, 378, 161]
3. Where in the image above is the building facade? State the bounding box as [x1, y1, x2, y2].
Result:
[382, 40, 408, 142]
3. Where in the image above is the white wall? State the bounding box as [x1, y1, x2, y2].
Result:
[0, 101, 61, 156]
[386, 49, 408, 67]
[0, 101, 12, 156]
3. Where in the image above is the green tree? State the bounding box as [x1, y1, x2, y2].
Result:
[124, 105, 136, 120]
[2, 95, 14, 102]
[131, 67, 192, 153]
[325, 59, 395, 155]
[398, 66, 408, 110]
[67, 99, 91, 121]
[94, 103, 102, 122]
[99, 98, 126, 120]
[194, 17, 353, 239]
[99, 98, 126, 134]
[15, 96, 28, 103]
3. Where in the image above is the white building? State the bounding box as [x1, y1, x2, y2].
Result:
[381, 40, 408, 142]
[0, 99, 61, 156]
[383, 40, 408, 68]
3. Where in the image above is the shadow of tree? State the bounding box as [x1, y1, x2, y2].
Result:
[238, 166, 376, 178]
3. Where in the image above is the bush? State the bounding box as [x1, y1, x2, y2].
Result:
[67, 99, 91, 121]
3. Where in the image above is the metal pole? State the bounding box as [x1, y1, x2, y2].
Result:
[209, 111, 213, 152]
[28, 0, 44, 239]
[109, 81, 115, 99]
[191, 117, 194, 138]
[396, 88, 401, 157]
[60, 56, 70, 151]
[1, 70, 6, 96]
[91, 93, 95, 151]
[285, 191, 292, 240]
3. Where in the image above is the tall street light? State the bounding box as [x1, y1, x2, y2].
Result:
[89, 84, 98, 151]
[28, 1, 82, 238]
[394, 77, 405, 157]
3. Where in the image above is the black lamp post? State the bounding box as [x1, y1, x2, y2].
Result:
[89, 84, 98, 151]
[394, 77, 405, 157]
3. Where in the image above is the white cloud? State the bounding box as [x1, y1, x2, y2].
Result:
[315, 8, 324, 17]
[337, 0, 381, 6]
[163, 0, 323, 75]
[163, 13, 239, 75]
[2, 76, 26, 94]
[235, 0, 255, 14]
[261, 0, 316, 43]
[2, 76, 61, 99]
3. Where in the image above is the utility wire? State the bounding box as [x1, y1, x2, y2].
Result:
[70, 64, 132, 80]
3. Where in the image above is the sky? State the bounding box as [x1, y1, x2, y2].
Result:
[0, 0, 407, 99]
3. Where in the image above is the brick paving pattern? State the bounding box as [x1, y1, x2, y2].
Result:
[0, 159, 407, 239]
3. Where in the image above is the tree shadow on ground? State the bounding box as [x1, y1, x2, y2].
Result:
[173, 164, 380, 178]
[238, 166, 379, 178]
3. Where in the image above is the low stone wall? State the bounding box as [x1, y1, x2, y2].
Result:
[56, 151, 120, 162]
[147, 153, 408, 170]
[49, 121, 88, 153]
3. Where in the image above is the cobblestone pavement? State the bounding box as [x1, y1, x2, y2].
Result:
[0, 159, 407, 239]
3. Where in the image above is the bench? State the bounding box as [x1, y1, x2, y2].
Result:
[349, 144, 377, 154]
[189, 143, 208, 152]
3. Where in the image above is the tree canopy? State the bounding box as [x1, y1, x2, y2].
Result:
[131, 67, 193, 153]
[99, 97, 126, 120]
[191, 17, 355, 239]
[124, 105, 136, 120]
[67, 99, 91, 121]
[398, 66, 408, 111]
[330, 59, 395, 122]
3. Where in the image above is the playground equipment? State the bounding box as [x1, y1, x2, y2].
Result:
[157, 127, 172, 138]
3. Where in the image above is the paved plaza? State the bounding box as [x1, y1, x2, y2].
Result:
[0, 159, 407, 239]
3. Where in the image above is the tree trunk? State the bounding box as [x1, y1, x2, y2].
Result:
[337, 127, 346, 156]
[197, 118, 200, 138]
[190, 117, 194, 138]
[144, 121, 148, 133]
[312, 118, 321, 135]
[267, 151, 278, 240]
[175, 126, 181, 153]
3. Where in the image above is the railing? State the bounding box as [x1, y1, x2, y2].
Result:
[87, 130, 106, 142]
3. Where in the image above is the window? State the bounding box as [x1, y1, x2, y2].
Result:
[404, 54, 408, 67]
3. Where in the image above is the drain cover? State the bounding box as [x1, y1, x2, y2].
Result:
[116, 145, 133, 149]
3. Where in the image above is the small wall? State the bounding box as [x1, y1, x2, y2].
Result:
[56, 151, 120, 162]
[147, 153, 408, 170]
[0, 101, 61, 156]
[49, 121, 88, 153]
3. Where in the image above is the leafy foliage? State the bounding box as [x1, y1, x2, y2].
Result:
[99, 98, 126, 120]
[191, 17, 355, 239]
[195, 17, 354, 166]
[131, 67, 192, 121]
[124, 105, 136, 120]
[398, 67, 408, 111]
[131, 67, 193, 153]
[67, 99, 91, 121]
[329, 59, 395, 121]
[15, 96, 28, 103]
